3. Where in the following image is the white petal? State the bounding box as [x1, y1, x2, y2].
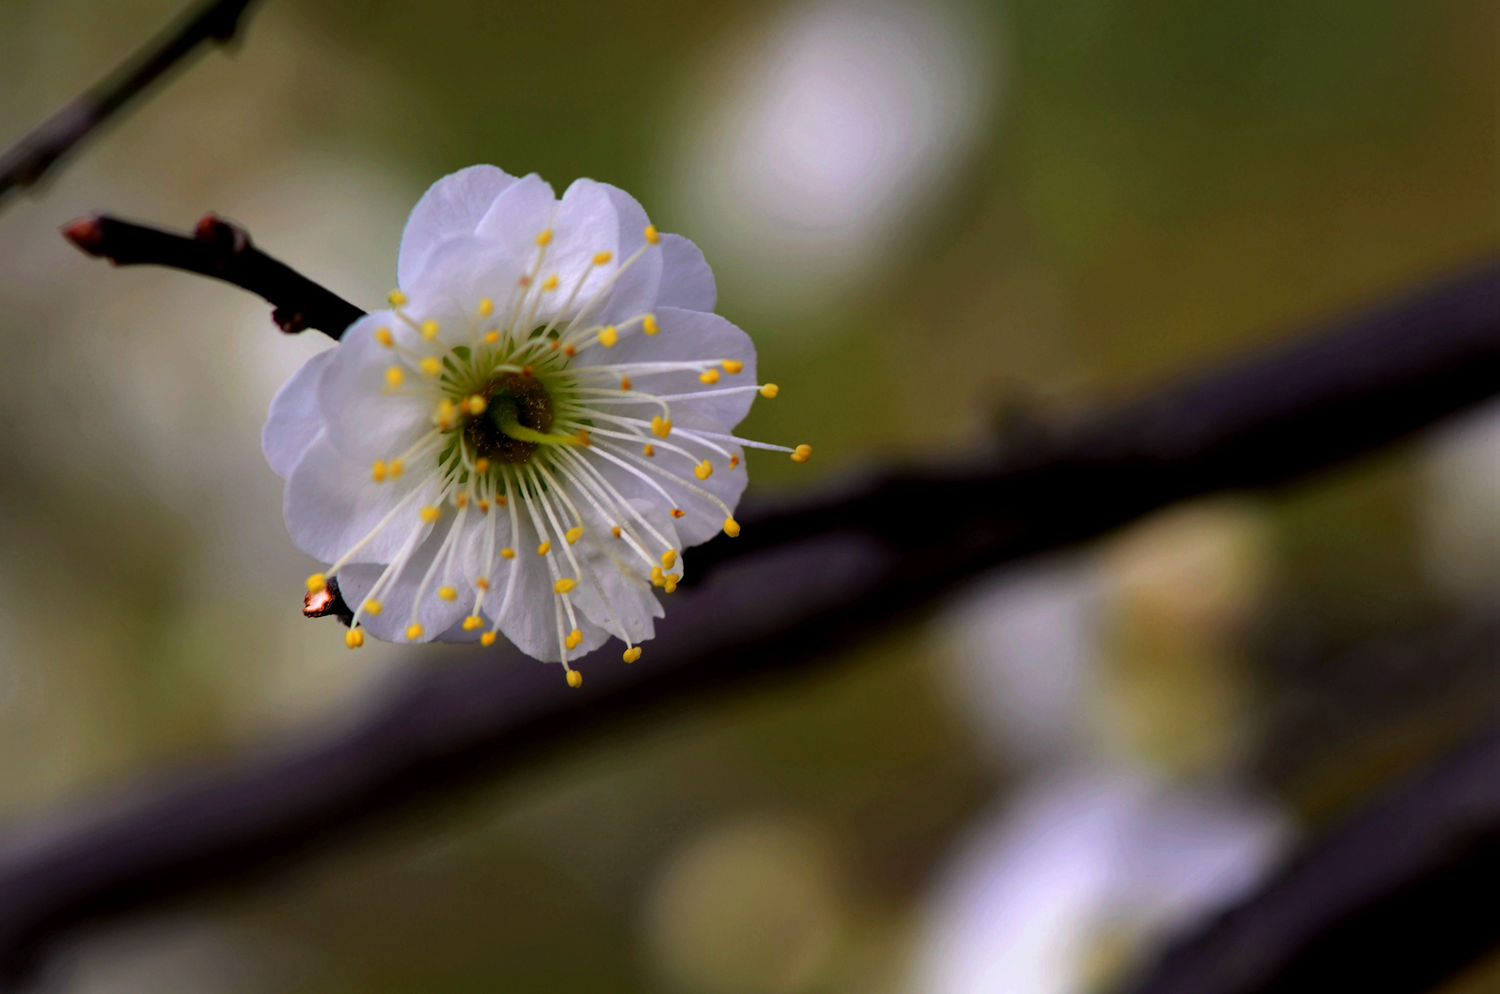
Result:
[523, 179, 620, 329]
[283, 433, 442, 564]
[317, 313, 438, 464]
[474, 173, 558, 258]
[655, 233, 716, 312]
[589, 183, 663, 327]
[263, 348, 333, 479]
[400, 236, 530, 328]
[398, 165, 517, 288]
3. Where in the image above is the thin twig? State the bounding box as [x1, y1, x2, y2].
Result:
[0, 259, 1497, 985]
[0, 0, 262, 205]
[63, 213, 365, 336]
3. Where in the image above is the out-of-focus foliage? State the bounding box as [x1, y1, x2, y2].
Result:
[0, 0, 1495, 991]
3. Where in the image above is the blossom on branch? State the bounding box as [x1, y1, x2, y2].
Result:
[264, 166, 808, 684]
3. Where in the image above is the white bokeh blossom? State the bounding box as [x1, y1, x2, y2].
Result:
[263, 165, 808, 683]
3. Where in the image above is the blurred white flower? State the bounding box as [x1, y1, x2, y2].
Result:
[912, 769, 1288, 994]
[267, 166, 807, 681]
[667, 0, 996, 321]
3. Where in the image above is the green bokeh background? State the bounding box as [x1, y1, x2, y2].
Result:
[0, 0, 1496, 991]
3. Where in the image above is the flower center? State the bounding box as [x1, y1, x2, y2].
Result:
[466, 371, 555, 463]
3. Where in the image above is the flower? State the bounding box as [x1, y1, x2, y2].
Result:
[263, 165, 807, 683]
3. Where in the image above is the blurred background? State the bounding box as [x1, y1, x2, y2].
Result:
[0, 0, 1497, 991]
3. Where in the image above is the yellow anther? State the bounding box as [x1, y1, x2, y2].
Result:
[501, 547, 516, 559]
[730, 454, 740, 468]
[536, 228, 554, 246]
[484, 330, 500, 345]
[592, 250, 614, 265]
[478, 498, 490, 513]
[438, 585, 458, 601]
[480, 631, 498, 647]
[610, 525, 622, 538]
[566, 526, 584, 545]
[455, 492, 469, 508]
[643, 443, 655, 457]
[537, 541, 552, 555]
[554, 578, 577, 594]
[385, 365, 405, 387]
[644, 224, 660, 244]
[660, 549, 677, 569]
[420, 319, 440, 341]
[722, 359, 744, 374]
[575, 429, 592, 446]
[435, 399, 457, 429]
[620, 376, 632, 391]
[478, 297, 494, 317]
[563, 344, 577, 356]
[363, 599, 383, 615]
[419, 356, 442, 376]
[694, 460, 713, 480]
[475, 457, 491, 473]
[566, 670, 583, 688]
[598, 325, 619, 347]
[664, 576, 679, 594]
[643, 314, 659, 335]
[723, 517, 741, 538]
[791, 444, 813, 463]
[371, 460, 388, 483]
[389, 458, 405, 478]
[406, 623, 424, 640]
[466, 394, 487, 415]
[623, 646, 642, 663]
[760, 383, 779, 398]
[542, 274, 560, 291]
[463, 615, 483, 631]
[651, 566, 665, 586]
[387, 289, 407, 307]
[374, 327, 395, 347]
[699, 368, 721, 385]
[420, 505, 441, 523]
[476, 577, 490, 591]
[671, 508, 686, 519]
[345, 628, 364, 649]
[565, 629, 583, 649]
[305, 572, 327, 593]
[650, 416, 672, 438]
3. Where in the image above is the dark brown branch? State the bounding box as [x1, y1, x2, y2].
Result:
[64, 214, 365, 336]
[0, 0, 262, 205]
[1122, 715, 1500, 994]
[0, 258, 1496, 986]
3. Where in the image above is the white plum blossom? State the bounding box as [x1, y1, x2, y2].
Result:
[263, 165, 808, 684]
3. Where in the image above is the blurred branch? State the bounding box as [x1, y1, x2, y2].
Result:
[0, 257, 1496, 984]
[1122, 715, 1500, 994]
[0, 0, 262, 206]
[63, 213, 365, 336]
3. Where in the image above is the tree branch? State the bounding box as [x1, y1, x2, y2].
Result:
[63, 213, 365, 336]
[3, 243, 1497, 985]
[0, 0, 262, 205]
[1122, 714, 1500, 994]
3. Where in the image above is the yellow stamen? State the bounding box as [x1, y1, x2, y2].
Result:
[419, 356, 442, 377]
[363, 599, 383, 616]
[699, 368, 720, 385]
[598, 325, 619, 347]
[420, 320, 439, 341]
[650, 416, 672, 438]
[760, 383, 779, 398]
[566, 526, 584, 544]
[565, 629, 582, 649]
[610, 525, 622, 538]
[722, 359, 744, 374]
[385, 365, 405, 387]
[723, 517, 740, 538]
[671, 508, 686, 518]
[420, 505, 441, 523]
[406, 623, 424, 640]
[694, 460, 713, 480]
[592, 250, 613, 265]
[623, 646, 642, 663]
[620, 376, 632, 390]
[345, 628, 364, 649]
[478, 297, 494, 317]
[791, 444, 812, 464]
[643, 224, 660, 244]
[305, 572, 327, 593]
[476, 578, 490, 591]
[537, 541, 551, 555]
[664, 576, 678, 594]
[387, 289, 407, 307]
[438, 586, 457, 601]
[484, 330, 500, 345]
[389, 458, 405, 478]
[467, 395, 487, 415]
[455, 493, 469, 509]
[501, 547, 516, 559]
[660, 549, 677, 569]
[730, 454, 740, 468]
[650, 566, 665, 587]
[554, 578, 577, 594]
[371, 460, 388, 483]
[542, 274, 560, 291]
[374, 327, 395, 348]
[481, 631, 498, 647]
[476, 457, 491, 473]
[536, 229, 553, 246]
[463, 615, 483, 631]
[642, 314, 659, 335]
[567, 670, 583, 688]
[643, 443, 655, 457]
